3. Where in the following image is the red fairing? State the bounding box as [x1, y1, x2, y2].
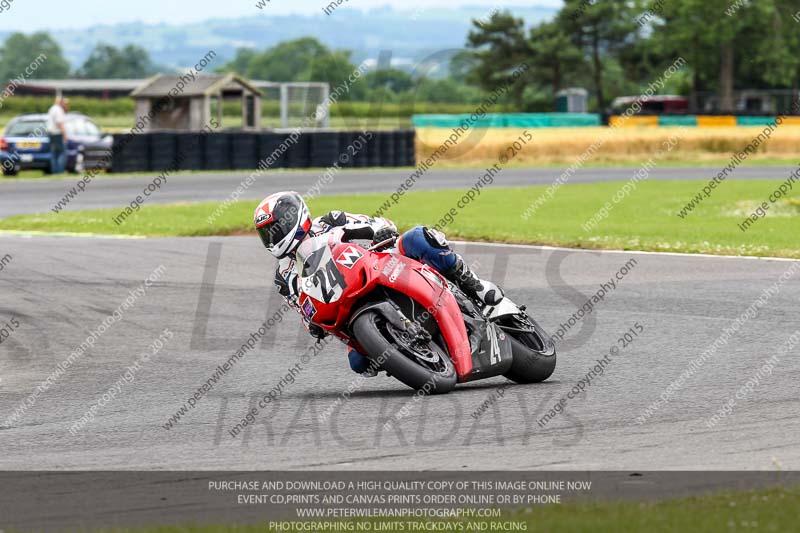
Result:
[296, 235, 473, 380]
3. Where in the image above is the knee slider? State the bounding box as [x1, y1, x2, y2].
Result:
[422, 227, 449, 249]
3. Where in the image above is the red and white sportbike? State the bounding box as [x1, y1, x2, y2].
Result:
[295, 230, 556, 394]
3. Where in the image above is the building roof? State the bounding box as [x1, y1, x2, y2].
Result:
[9, 79, 146, 91]
[5, 77, 323, 97]
[130, 73, 262, 98]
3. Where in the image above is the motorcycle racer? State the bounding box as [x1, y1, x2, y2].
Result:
[254, 191, 504, 375]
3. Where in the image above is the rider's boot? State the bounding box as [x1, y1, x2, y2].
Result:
[444, 254, 504, 306]
[348, 348, 377, 377]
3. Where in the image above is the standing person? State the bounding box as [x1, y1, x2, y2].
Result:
[46, 97, 69, 174]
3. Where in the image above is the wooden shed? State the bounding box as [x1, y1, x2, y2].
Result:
[130, 73, 262, 131]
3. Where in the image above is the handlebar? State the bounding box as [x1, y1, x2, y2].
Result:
[366, 235, 398, 252]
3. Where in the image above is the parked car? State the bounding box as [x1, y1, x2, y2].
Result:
[0, 113, 113, 176]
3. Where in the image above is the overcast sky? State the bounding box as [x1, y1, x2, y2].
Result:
[5, 0, 563, 32]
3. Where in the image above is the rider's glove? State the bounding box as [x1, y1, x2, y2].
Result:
[372, 227, 399, 249]
[308, 323, 328, 340]
[274, 276, 291, 297]
[320, 210, 347, 228]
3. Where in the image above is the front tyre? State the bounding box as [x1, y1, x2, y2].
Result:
[352, 310, 456, 394]
[500, 314, 556, 383]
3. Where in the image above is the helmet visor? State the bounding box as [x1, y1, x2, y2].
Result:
[257, 217, 293, 248]
[256, 195, 302, 250]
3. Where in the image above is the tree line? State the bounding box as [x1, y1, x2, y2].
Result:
[463, 0, 800, 112]
[0, 33, 157, 81]
[2, 0, 799, 113]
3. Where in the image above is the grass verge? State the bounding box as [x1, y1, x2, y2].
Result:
[29, 485, 800, 533]
[1, 180, 798, 258]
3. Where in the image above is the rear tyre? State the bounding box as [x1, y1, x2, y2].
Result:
[2, 166, 18, 177]
[352, 310, 456, 394]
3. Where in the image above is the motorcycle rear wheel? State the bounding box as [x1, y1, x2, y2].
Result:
[352, 310, 457, 394]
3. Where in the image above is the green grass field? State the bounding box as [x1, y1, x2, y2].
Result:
[29, 485, 798, 533]
[2, 180, 798, 258]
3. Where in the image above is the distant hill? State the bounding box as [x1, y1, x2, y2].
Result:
[2, 5, 557, 72]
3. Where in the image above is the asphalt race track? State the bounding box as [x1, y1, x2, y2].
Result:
[0, 165, 797, 217]
[1, 231, 798, 470]
[1, 166, 798, 472]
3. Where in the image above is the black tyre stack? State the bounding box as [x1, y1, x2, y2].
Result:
[350, 131, 374, 168]
[229, 132, 259, 170]
[406, 130, 417, 166]
[286, 133, 311, 168]
[367, 132, 381, 168]
[377, 131, 396, 167]
[336, 132, 351, 167]
[109, 130, 416, 173]
[175, 132, 204, 171]
[257, 132, 289, 170]
[149, 132, 178, 173]
[203, 132, 230, 170]
[310, 132, 341, 168]
[110, 134, 150, 173]
[352, 132, 371, 168]
[395, 130, 416, 166]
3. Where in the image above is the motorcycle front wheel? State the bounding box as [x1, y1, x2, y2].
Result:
[352, 310, 457, 394]
[498, 313, 557, 384]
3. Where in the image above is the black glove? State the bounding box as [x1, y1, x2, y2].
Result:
[372, 227, 399, 249]
[274, 275, 290, 297]
[274, 267, 298, 298]
[308, 323, 327, 340]
[320, 210, 347, 228]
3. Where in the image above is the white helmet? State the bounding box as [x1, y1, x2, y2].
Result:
[253, 191, 312, 258]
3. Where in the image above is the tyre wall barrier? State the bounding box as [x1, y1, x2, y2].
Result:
[109, 130, 416, 173]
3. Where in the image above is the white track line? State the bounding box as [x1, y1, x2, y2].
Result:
[452, 240, 800, 263]
[0, 230, 145, 239]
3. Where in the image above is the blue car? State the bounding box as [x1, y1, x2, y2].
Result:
[1, 113, 112, 176]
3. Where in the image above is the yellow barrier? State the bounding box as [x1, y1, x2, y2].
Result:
[779, 116, 800, 126]
[609, 115, 659, 127]
[697, 115, 737, 127]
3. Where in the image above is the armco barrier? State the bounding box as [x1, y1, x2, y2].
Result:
[658, 115, 698, 127]
[109, 130, 417, 173]
[412, 113, 600, 128]
[414, 112, 800, 129]
[696, 115, 738, 128]
[609, 116, 659, 128]
[736, 116, 778, 127]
